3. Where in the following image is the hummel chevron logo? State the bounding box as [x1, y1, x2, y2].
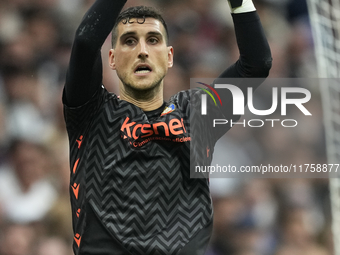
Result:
[74, 233, 81, 247]
[72, 183, 80, 199]
[76, 135, 83, 148]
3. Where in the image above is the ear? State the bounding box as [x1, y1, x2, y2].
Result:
[167, 46, 174, 68]
[109, 49, 116, 70]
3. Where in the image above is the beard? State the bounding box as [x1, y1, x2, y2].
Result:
[118, 71, 166, 101]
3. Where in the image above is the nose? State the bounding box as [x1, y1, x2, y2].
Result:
[138, 40, 149, 59]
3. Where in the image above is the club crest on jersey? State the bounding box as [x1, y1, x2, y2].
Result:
[161, 104, 176, 116]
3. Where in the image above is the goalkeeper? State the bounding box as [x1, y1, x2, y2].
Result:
[63, 0, 272, 254]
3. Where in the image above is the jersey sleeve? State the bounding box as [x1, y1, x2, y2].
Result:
[213, 11, 272, 126]
[218, 11, 272, 80]
[63, 0, 127, 108]
[63, 86, 108, 136]
[190, 11, 272, 143]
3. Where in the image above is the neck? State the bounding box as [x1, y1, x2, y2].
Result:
[119, 82, 164, 111]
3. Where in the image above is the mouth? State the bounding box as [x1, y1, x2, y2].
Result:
[134, 64, 152, 74]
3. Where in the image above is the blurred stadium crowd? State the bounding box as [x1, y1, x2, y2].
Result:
[0, 0, 333, 254]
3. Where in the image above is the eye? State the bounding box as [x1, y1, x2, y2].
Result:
[148, 37, 159, 44]
[125, 38, 137, 46]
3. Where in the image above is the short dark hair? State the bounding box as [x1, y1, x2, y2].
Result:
[111, 6, 169, 48]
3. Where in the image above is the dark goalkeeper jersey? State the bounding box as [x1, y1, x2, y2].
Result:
[63, 1, 271, 254]
[64, 86, 218, 255]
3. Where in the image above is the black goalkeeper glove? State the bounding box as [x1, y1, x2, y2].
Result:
[229, 0, 243, 9]
[228, 0, 256, 13]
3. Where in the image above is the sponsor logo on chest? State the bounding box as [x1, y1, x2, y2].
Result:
[121, 117, 187, 140]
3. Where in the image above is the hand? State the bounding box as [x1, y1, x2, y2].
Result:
[228, 0, 255, 13]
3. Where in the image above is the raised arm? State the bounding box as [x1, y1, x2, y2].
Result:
[64, 0, 127, 107]
[219, 0, 272, 79]
[212, 0, 272, 122]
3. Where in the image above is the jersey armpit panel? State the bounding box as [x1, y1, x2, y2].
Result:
[62, 85, 107, 135]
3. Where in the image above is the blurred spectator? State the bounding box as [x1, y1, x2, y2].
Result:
[1, 65, 54, 144]
[0, 223, 36, 255]
[35, 237, 73, 255]
[0, 140, 57, 223]
[276, 207, 329, 255]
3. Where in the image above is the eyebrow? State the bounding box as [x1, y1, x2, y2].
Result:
[119, 31, 164, 40]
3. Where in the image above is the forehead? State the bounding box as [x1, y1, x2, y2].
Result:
[117, 17, 166, 37]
